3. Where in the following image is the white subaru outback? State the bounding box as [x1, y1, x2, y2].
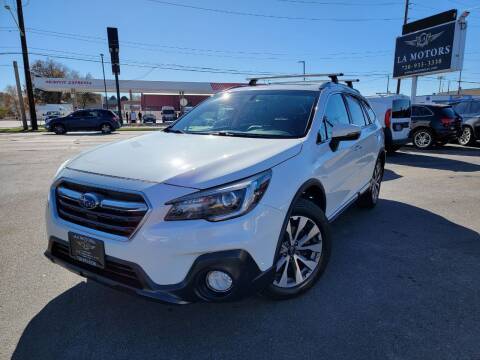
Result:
[45, 74, 385, 304]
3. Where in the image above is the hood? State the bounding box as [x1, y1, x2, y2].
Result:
[67, 132, 303, 189]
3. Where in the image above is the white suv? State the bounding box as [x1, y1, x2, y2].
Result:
[45, 74, 385, 304]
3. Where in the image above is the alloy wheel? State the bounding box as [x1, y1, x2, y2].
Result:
[102, 124, 112, 134]
[414, 131, 432, 148]
[459, 127, 472, 145]
[371, 161, 382, 203]
[273, 215, 322, 288]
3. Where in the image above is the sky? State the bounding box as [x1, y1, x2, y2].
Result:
[0, 0, 479, 97]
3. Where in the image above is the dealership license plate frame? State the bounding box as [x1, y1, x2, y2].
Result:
[69, 232, 105, 269]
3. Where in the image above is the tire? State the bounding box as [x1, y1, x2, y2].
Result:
[386, 144, 401, 154]
[53, 124, 66, 135]
[100, 123, 113, 134]
[263, 198, 331, 300]
[358, 158, 384, 209]
[458, 126, 475, 146]
[413, 128, 434, 149]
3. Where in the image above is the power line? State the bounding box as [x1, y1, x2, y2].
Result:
[277, 0, 403, 6]
[145, 0, 403, 21]
[1, 28, 397, 62]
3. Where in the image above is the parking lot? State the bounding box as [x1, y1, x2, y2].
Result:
[0, 131, 479, 360]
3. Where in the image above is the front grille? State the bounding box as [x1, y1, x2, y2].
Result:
[55, 181, 148, 237]
[51, 241, 144, 289]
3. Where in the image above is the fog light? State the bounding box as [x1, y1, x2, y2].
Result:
[206, 271, 233, 292]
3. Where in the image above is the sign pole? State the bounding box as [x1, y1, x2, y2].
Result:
[411, 76, 418, 104]
[396, 0, 410, 94]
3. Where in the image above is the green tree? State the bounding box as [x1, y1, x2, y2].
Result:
[31, 59, 82, 104]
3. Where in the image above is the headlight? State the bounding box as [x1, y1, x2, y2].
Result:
[165, 170, 271, 221]
[53, 159, 70, 178]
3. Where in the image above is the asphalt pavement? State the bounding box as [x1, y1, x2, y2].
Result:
[0, 131, 479, 360]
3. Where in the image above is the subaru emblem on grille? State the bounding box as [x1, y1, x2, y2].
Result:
[79, 192, 100, 209]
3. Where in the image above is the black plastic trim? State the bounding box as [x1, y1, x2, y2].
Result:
[45, 237, 273, 304]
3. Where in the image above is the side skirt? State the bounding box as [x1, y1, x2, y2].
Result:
[327, 182, 370, 223]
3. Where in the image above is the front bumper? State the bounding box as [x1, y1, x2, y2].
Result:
[45, 237, 274, 304]
[46, 169, 286, 302]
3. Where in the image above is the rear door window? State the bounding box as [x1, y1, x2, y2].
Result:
[345, 95, 367, 126]
[392, 99, 411, 118]
[362, 101, 376, 124]
[412, 106, 431, 117]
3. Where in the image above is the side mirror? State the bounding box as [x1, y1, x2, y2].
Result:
[330, 123, 361, 151]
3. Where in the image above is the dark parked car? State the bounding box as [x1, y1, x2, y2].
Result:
[410, 104, 462, 149]
[451, 100, 480, 146]
[142, 114, 156, 123]
[46, 109, 121, 135]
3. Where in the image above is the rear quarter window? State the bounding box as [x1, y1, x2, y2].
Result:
[440, 107, 456, 118]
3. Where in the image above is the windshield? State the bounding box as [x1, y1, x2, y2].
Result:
[170, 90, 318, 138]
[163, 110, 175, 115]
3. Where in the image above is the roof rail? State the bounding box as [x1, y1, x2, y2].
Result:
[247, 73, 344, 86]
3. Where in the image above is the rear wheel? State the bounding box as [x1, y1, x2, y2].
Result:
[386, 144, 401, 154]
[358, 158, 384, 208]
[263, 199, 331, 300]
[101, 123, 112, 134]
[458, 126, 475, 146]
[413, 129, 434, 149]
[53, 124, 66, 135]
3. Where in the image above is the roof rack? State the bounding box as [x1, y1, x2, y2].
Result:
[247, 73, 344, 86]
[342, 79, 359, 88]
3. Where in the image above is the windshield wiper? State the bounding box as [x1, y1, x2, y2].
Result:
[163, 128, 184, 134]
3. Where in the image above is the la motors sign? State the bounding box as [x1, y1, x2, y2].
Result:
[393, 17, 467, 78]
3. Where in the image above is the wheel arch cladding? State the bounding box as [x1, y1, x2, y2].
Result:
[299, 179, 327, 213]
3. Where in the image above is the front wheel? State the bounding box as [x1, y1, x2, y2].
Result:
[413, 129, 434, 149]
[458, 126, 475, 146]
[263, 199, 331, 300]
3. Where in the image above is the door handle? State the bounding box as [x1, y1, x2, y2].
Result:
[353, 144, 362, 151]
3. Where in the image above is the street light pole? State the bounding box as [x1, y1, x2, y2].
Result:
[14, 0, 38, 130]
[298, 60, 306, 81]
[100, 53, 108, 110]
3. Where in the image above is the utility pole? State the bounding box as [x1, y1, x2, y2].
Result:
[298, 60, 306, 81]
[13, 61, 27, 130]
[15, 0, 37, 130]
[438, 76, 444, 93]
[100, 53, 108, 110]
[457, 70, 462, 95]
[396, 0, 409, 94]
[386, 74, 390, 94]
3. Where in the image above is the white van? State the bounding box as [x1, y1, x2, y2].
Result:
[367, 95, 411, 153]
[161, 106, 177, 123]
